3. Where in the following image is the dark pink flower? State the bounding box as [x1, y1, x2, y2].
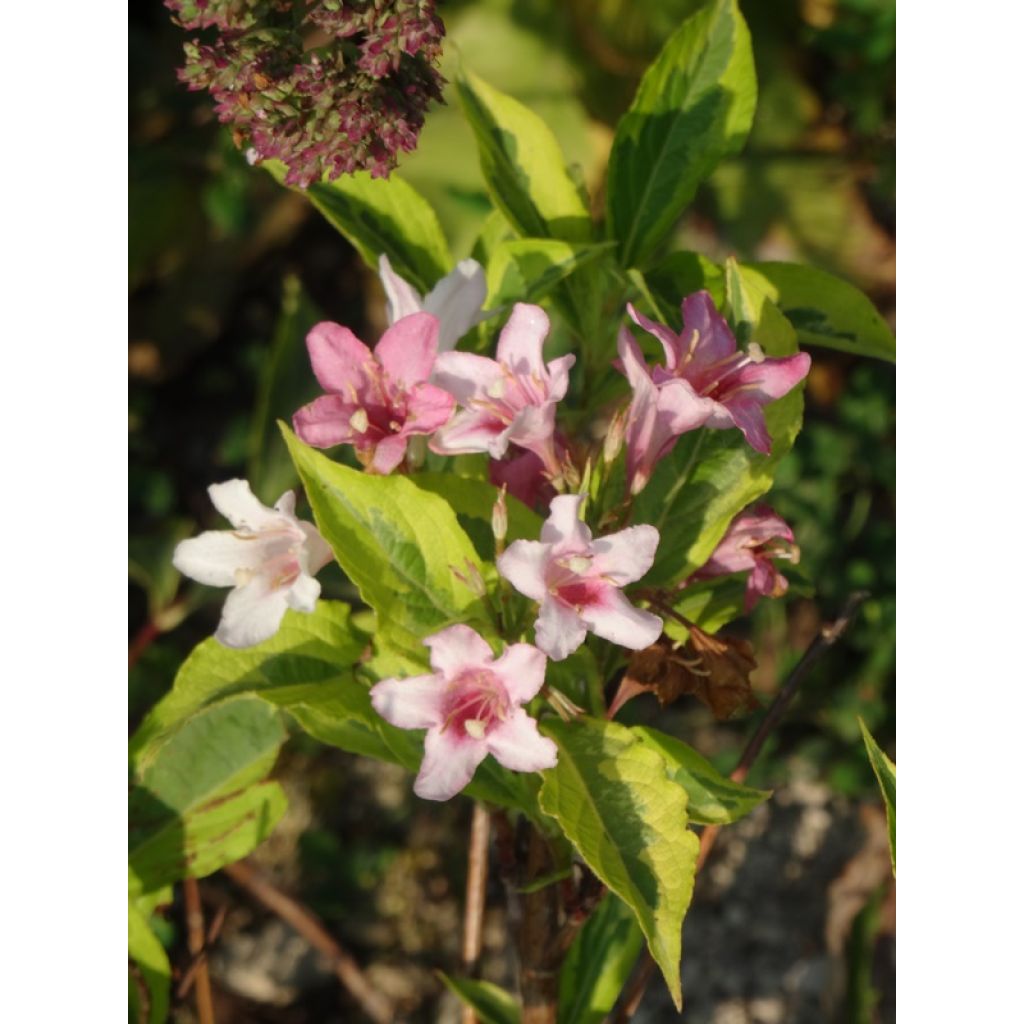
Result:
[619, 291, 810, 490]
[293, 312, 454, 473]
[430, 304, 574, 480]
[497, 495, 662, 661]
[692, 505, 799, 611]
[370, 625, 558, 801]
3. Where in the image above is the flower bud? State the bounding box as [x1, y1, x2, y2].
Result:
[491, 486, 508, 546]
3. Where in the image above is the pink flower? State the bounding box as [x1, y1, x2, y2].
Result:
[292, 313, 456, 473]
[378, 254, 487, 353]
[430, 304, 574, 480]
[497, 495, 663, 661]
[172, 480, 333, 648]
[619, 291, 811, 489]
[370, 625, 558, 801]
[692, 505, 799, 612]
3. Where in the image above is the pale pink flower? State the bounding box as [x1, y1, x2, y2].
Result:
[378, 254, 487, 353]
[618, 291, 811, 491]
[692, 505, 799, 611]
[497, 495, 663, 661]
[292, 312, 455, 473]
[430, 304, 574, 480]
[370, 625, 558, 801]
[172, 480, 333, 648]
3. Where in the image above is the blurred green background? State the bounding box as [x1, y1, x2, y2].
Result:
[130, 0, 894, 1019]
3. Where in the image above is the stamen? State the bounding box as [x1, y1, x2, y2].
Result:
[747, 342, 766, 364]
[234, 568, 254, 587]
[566, 555, 591, 575]
[486, 377, 507, 400]
[349, 408, 369, 434]
[464, 719, 486, 739]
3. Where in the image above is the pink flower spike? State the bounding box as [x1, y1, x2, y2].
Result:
[431, 303, 575, 480]
[497, 494, 663, 661]
[378, 254, 488, 353]
[172, 480, 333, 648]
[692, 505, 799, 611]
[369, 624, 557, 801]
[621, 290, 811, 465]
[293, 312, 455, 474]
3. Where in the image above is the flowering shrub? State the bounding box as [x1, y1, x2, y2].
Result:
[131, 2, 896, 1020]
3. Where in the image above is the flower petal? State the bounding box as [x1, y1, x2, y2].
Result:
[374, 311, 440, 390]
[492, 643, 548, 705]
[497, 540, 550, 602]
[378, 253, 424, 323]
[298, 522, 334, 575]
[306, 321, 375, 395]
[432, 351, 504, 406]
[580, 588, 663, 651]
[496, 303, 550, 379]
[367, 434, 409, 474]
[545, 354, 576, 402]
[216, 580, 290, 648]
[425, 624, 495, 678]
[172, 531, 264, 587]
[727, 351, 811, 402]
[722, 399, 772, 454]
[415, 727, 488, 801]
[423, 259, 487, 352]
[293, 394, 360, 449]
[431, 409, 513, 458]
[534, 597, 588, 662]
[590, 525, 660, 585]
[403, 382, 456, 435]
[273, 490, 297, 517]
[285, 572, 321, 613]
[370, 673, 447, 729]
[208, 479, 278, 530]
[627, 303, 682, 369]
[485, 709, 558, 772]
[682, 291, 736, 367]
[540, 494, 591, 549]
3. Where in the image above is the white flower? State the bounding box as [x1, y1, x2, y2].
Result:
[378, 253, 487, 353]
[172, 480, 333, 648]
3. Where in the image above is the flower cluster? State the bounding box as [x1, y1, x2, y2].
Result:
[173, 273, 810, 801]
[167, 0, 445, 186]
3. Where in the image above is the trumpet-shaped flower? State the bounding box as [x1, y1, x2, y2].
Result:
[692, 505, 799, 611]
[619, 292, 810, 488]
[370, 625, 558, 801]
[378, 254, 487, 353]
[293, 312, 455, 473]
[172, 480, 333, 648]
[497, 494, 663, 661]
[430, 303, 574, 479]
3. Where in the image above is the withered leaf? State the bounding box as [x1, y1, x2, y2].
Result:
[609, 628, 759, 721]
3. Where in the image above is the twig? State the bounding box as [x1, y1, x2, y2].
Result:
[177, 904, 227, 999]
[461, 803, 491, 1024]
[183, 878, 216, 1024]
[223, 860, 393, 1024]
[128, 619, 162, 670]
[606, 592, 869, 1024]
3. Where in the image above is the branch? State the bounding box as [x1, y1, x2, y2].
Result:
[223, 860, 393, 1024]
[607, 592, 869, 1024]
[461, 802, 491, 1024]
[183, 878, 216, 1024]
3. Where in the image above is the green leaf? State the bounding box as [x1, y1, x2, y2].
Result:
[129, 899, 171, 1024]
[439, 974, 521, 1024]
[859, 718, 895, 875]
[743, 262, 896, 362]
[642, 251, 725, 324]
[606, 0, 756, 268]
[456, 69, 591, 243]
[632, 727, 769, 825]
[129, 697, 288, 895]
[486, 239, 615, 309]
[558, 893, 643, 1024]
[283, 426, 493, 674]
[539, 718, 699, 1010]
[129, 601, 365, 768]
[265, 161, 450, 292]
[632, 271, 805, 586]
